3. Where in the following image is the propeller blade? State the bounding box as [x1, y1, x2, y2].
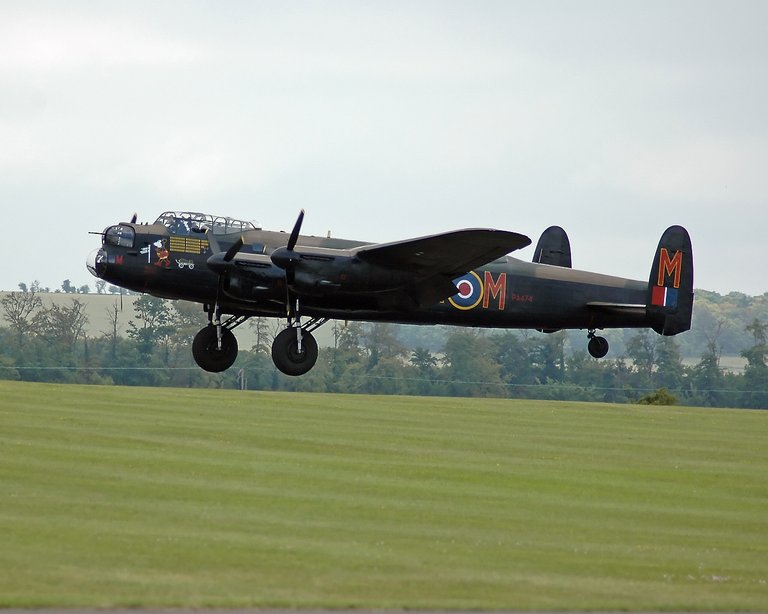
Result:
[224, 237, 244, 262]
[205, 230, 222, 254]
[205, 232, 242, 274]
[287, 209, 305, 251]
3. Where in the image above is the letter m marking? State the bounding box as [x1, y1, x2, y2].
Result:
[483, 271, 506, 309]
[657, 248, 683, 288]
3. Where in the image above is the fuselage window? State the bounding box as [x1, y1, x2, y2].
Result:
[104, 225, 135, 248]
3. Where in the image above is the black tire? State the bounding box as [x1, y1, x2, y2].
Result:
[588, 335, 610, 359]
[192, 326, 238, 372]
[271, 328, 319, 376]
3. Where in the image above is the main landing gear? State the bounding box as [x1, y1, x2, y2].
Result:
[192, 302, 328, 376]
[587, 329, 609, 359]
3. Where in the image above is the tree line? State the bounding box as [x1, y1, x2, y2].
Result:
[1, 284, 766, 409]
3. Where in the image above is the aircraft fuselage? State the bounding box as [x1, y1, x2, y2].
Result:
[89, 221, 648, 330]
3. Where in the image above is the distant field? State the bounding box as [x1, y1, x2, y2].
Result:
[1, 381, 767, 610]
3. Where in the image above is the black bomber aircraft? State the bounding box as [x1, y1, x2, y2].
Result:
[87, 210, 693, 376]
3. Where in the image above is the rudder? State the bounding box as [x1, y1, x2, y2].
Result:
[647, 225, 694, 335]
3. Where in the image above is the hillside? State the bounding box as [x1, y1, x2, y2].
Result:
[0, 291, 335, 351]
[2, 289, 766, 363]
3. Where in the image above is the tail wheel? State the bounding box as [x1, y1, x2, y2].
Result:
[588, 335, 609, 359]
[271, 328, 318, 376]
[192, 326, 239, 372]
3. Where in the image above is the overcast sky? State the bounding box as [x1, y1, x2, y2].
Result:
[1, 0, 766, 295]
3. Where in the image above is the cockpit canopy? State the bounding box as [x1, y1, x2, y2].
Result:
[153, 211, 260, 235]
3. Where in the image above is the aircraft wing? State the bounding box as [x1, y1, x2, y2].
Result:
[355, 228, 531, 277]
[355, 228, 531, 307]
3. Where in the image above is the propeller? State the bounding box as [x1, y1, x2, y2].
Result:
[204, 233, 245, 316]
[205, 232, 244, 273]
[270, 209, 305, 283]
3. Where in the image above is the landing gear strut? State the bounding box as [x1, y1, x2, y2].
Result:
[587, 329, 609, 359]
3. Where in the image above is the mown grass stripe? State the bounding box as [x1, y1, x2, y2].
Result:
[1, 381, 767, 610]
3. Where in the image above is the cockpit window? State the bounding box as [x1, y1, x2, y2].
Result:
[104, 225, 135, 248]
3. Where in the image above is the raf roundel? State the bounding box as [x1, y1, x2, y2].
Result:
[448, 271, 484, 311]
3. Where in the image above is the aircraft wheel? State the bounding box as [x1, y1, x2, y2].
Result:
[271, 328, 318, 376]
[192, 326, 239, 372]
[588, 335, 610, 359]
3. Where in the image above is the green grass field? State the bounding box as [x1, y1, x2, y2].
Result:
[1, 380, 767, 610]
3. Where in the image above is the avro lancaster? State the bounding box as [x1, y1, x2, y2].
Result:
[87, 210, 693, 376]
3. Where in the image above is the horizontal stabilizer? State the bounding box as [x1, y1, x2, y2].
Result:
[587, 302, 646, 317]
[588, 302, 646, 309]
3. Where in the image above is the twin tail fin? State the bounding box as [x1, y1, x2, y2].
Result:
[532, 226, 572, 268]
[647, 225, 694, 335]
